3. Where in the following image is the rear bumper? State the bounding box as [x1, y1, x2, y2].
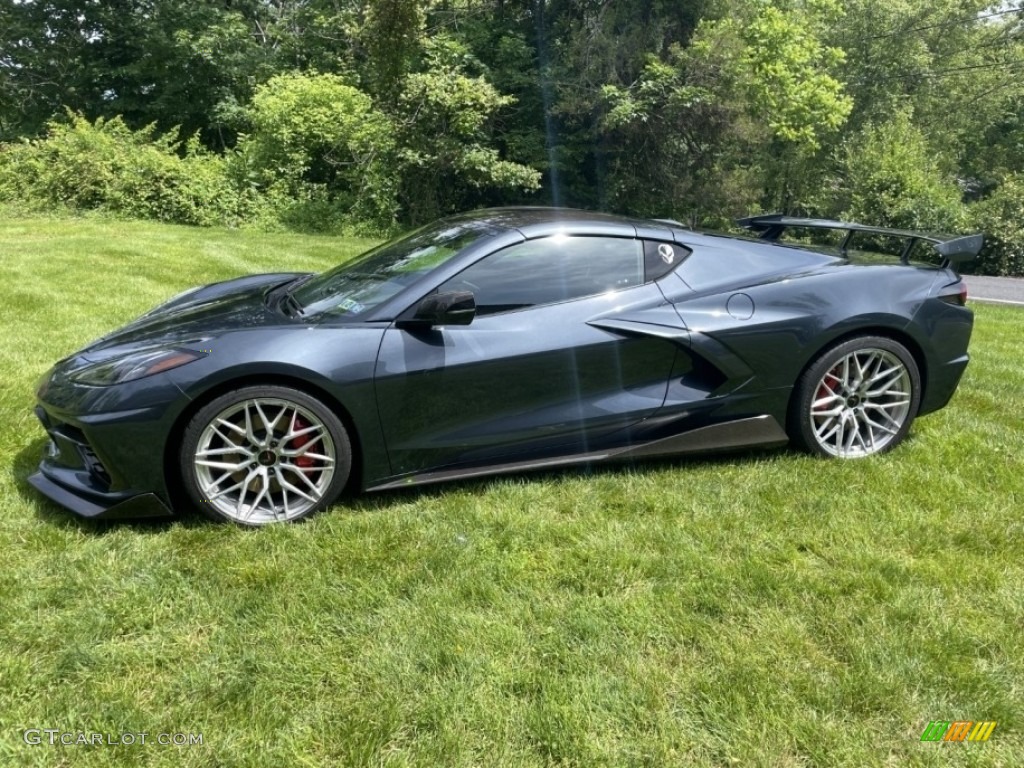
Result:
[918, 353, 970, 416]
[913, 292, 973, 417]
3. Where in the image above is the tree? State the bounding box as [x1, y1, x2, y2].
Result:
[596, 0, 852, 222]
[0, 0, 270, 147]
[392, 36, 541, 224]
[235, 72, 397, 230]
[839, 110, 966, 232]
[831, 1, 1024, 189]
[969, 173, 1024, 275]
[3, 0, 1024, 271]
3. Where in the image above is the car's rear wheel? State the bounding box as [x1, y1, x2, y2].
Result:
[180, 386, 351, 525]
[790, 336, 921, 458]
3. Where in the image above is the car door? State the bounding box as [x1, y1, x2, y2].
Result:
[372, 235, 680, 476]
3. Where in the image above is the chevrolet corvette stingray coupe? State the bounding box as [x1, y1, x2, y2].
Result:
[29, 208, 980, 525]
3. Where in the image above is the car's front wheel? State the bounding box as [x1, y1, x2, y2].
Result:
[180, 386, 352, 525]
[791, 336, 921, 458]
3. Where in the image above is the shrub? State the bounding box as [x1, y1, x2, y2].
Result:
[967, 175, 1024, 276]
[839, 111, 966, 233]
[0, 114, 244, 226]
[232, 72, 399, 232]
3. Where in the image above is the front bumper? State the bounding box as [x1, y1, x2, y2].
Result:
[30, 376, 182, 524]
[31, 398, 177, 521]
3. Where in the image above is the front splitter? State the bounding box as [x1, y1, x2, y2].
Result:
[28, 471, 174, 520]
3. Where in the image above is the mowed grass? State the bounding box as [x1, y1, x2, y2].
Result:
[0, 215, 1021, 768]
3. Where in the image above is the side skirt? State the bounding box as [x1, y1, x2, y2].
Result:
[367, 415, 789, 492]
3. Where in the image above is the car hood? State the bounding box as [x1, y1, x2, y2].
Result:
[79, 272, 308, 359]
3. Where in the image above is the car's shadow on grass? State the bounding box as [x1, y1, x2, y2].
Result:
[333, 445, 794, 515]
[11, 436, 802, 532]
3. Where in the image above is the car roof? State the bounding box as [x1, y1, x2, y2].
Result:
[449, 206, 678, 237]
[451, 207, 840, 264]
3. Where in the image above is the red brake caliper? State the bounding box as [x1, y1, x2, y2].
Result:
[291, 415, 315, 468]
[815, 367, 840, 411]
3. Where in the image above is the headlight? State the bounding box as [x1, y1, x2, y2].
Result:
[69, 348, 207, 386]
[36, 367, 54, 399]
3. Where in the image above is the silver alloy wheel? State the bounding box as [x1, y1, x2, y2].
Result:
[809, 347, 913, 457]
[192, 397, 336, 524]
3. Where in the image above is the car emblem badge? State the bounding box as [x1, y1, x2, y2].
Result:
[658, 244, 675, 264]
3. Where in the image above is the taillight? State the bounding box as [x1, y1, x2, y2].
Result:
[938, 281, 968, 306]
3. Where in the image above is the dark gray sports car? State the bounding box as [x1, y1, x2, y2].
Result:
[29, 208, 980, 525]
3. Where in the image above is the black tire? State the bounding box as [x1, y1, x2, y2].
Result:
[179, 385, 352, 525]
[789, 335, 922, 458]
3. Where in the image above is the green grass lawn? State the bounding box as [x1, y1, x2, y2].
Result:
[0, 215, 1021, 767]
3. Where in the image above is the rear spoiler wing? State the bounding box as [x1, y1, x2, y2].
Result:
[736, 214, 982, 269]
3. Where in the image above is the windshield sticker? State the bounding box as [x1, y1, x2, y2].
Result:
[658, 244, 675, 265]
[338, 298, 365, 314]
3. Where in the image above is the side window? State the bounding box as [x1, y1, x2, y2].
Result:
[440, 236, 644, 315]
[643, 240, 690, 281]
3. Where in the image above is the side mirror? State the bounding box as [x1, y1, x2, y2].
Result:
[403, 290, 476, 328]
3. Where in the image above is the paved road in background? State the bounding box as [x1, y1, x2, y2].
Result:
[963, 275, 1024, 306]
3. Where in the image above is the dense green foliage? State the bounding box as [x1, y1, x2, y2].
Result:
[1, 216, 1022, 766]
[839, 111, 967, 233]
[0, 115, 251, 226]
[970, 172, 1024, 276]
[236, 72, 399, 230]
[1, 1, 1023, 269]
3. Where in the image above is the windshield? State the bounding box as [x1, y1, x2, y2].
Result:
[293, 218, 499, 317]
